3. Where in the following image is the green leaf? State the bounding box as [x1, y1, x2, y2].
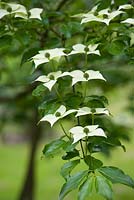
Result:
[0, 35, 12, 46]
[95, 176, 113, 200]
[64, 92, 83, 109]
[59, 170, 88, 200]
[98, 166, 134, 188]
[107, 41, 125, 56]
[42, 138, 66, 157]
[39, 99, 61, 115]
[103, 137, 126, 152]
[78, 176, 94, 200]
[62, 149, 79, 160]
[21, 48, 39, 66]
[32, 85, 46, 97]
[84, 155, 103, 170]
[60, 159, 80, 180]
[97, 0, 111, 11]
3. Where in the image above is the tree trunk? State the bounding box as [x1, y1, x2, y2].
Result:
[19, 109, 42, 200]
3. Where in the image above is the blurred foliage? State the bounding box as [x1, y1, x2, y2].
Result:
[0, 0, 133, 145]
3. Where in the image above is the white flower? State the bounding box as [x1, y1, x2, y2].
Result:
[32, 48, 66, 68]
[67, 70, 106, 86]
[69, 125, 107, 143]
[77, 5, 124, 26]
[0, 9, 9, 19]
[40, 105, 77, 127]
[35, 71, 68, 91]
[29, 8, 43, 20]
[0, 3, 43, 20]
[75, 107, 109, 117]
[121, 18, 134, 25]
[118, 4, 133, 10]
[69, 43, 100, 56]
[8, 3, 28, 19]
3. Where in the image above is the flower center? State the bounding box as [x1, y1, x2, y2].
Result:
[83, 72, 89, 79]
[91, 108, 96, 113]
[45, 52, 50, 58]
[63, 48, 72, 54]
[55, 112, 61, 117]
[49, 74, 55, 80]
[94, 11, 98, 16]
[84, 47, 89, 52]
[7, 7, 12, 13]
[83, 127, 90, 134]
[103, 14, 108, 19]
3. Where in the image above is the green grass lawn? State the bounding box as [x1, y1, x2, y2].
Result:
[0, 138, 134, 200]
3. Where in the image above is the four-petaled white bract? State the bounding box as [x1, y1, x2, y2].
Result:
[68, 44, 100, 56]
[75, 107, 109, 117]
[35, 71, 69, 91]
[40, 105, 77, 127]
[121, 18, 134, 25]
[0, 3, 43, 20]
[32, 48, 66, 68]
[69, 125, 107, 143]
[66, 70, 106, 86]
[81, 9, 124, 26]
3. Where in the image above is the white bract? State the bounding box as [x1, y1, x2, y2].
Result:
[118, 4, 133, 10]
[121, 18, 134, 25]
[75, 107, 109, 117]
[29, 8, 43, 20]
[32, 48, 66, 68]
[74, 5, 127, 26]
[0, 3, 43, 20]
[66, 70, 106, 86]
[8, 3, 27, 18]
[35, 71, 69, 91]
[69, 125, 107, 143]
[68, 43, 100, 56]
[40, 105, 77, 127]
[0, 9, 9, 19]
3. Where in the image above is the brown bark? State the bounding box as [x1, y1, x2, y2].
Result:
[18, 109, 42, 200]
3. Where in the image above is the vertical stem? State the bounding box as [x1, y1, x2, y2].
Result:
[83, 81, 88, 99]
[92, 114, 95, 125]
[60, 122, 70, 139]
[77, 117, 85, 158]
[54, 85, 62, 100]
[80, 140, 85, 159]
[85, 53, 88, 67]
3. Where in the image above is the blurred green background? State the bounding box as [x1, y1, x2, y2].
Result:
[0, 0, 134, 200]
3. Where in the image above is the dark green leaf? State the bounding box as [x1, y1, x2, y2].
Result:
[64, 92, 83, 109]
[78, 176, 94, 200]
[84, 155, 103, 170]
[59, 170, 88, 200]
[21, 48, 39, 66]
[63, 140, 77, 152]
[98, 166, 134, 188]
[97, 0, 111, 11]
[107, 41, 125, 56]
[60, 159, 80, 180]
[62, 149, 79, 160]
[103, 138, 126, 152]
[32, 85, 46, 97]
[42, 138, 66, 157]
[0, 35, 12, 46]
[95, 176, 113, 200]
